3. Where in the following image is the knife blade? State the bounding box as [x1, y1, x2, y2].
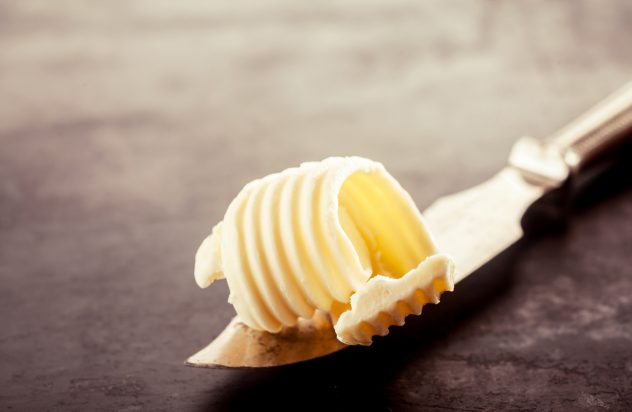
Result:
[423, 168, 545, 284]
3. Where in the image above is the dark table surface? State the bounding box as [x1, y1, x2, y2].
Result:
[2, 1, 632, 411]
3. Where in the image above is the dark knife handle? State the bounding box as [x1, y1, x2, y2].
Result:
[550, 81, 632, 174]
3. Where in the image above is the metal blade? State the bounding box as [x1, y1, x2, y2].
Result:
[423, 167, 545, 284]
[186, 167, 546, 368]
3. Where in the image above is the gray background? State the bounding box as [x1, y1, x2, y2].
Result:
[1, 1, 631, 410]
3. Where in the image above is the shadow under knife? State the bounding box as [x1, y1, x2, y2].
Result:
[199, 142, 632, 412]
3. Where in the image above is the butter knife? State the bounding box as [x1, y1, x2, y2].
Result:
[186, 81, 632, 368]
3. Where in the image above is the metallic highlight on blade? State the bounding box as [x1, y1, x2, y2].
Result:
[423, 167, 544, 284]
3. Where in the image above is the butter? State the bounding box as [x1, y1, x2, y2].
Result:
[195, 156, 454, 345]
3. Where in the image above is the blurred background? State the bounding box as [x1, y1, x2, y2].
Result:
[1, 1, 631, 410]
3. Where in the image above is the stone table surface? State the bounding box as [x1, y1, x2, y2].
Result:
[1, 1, 632, 411]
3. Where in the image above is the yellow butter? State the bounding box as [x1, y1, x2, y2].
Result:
[194, 156, 454, 345]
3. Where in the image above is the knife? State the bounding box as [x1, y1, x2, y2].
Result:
[425, 81, 632, 283]
[186, 81, 632, 368]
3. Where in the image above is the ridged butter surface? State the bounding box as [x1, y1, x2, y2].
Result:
[195, 157, 454, 345]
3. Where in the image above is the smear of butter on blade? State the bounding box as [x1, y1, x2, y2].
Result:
[194, 156, 455, 346]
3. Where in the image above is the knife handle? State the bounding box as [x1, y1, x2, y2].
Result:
[509, 82, 632, 185]
[550, 81, 632, 173]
